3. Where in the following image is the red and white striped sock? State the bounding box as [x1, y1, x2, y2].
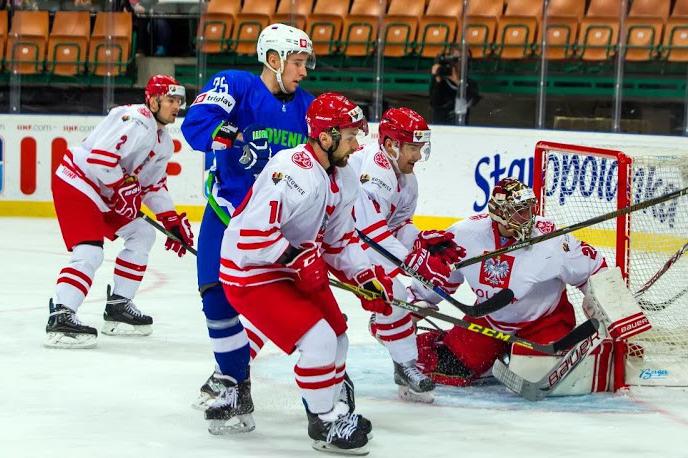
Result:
[374, 308, 418, 363]
[113, 255, 147, 299]
[54, 244, 103, 311]
[241, 316, 267, 363]
[295, 319, 338, 414]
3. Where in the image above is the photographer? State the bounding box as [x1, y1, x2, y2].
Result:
[429, 46, 480, 125]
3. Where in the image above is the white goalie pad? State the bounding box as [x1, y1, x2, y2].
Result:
[582, 267, 652, 340]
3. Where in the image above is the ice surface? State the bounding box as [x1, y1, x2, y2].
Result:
[1, 218, 687, 458]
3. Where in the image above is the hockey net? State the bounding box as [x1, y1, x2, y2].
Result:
[533, 141, 688, 387]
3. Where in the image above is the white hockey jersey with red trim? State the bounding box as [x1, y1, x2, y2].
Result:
[54, 104, 175, 215]
[219, 143, 369, 287]
[408, 215, 607, 332]
[348, 142, 419, 276]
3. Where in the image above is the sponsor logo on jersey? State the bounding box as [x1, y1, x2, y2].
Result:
[535, 220, 555, 234]
[192, 91, 236, 114]
[360, 173, 370, 184]
[292, 151, 313, 169]
[373, 150, 391, 169]
[639, 368, 669, 380]
[121, 115, 130, 122]
[479, 254, 515, 288]
[272, 171, 284, 184]
[284, 174, 305, 195]
[562, 241, 570, 252]
[370, 176, 392, 192]
[138, 106, 152, 118]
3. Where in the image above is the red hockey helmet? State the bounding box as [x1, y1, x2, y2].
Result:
[378, 107, 431, 160]
[145, 74, 186, 109]
[488, 177, 537, 241]
[306, 92, 368, 139]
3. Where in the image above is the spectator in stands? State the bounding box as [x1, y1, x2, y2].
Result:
[123, 0, 172, 57]
[429, 45, 480, 126]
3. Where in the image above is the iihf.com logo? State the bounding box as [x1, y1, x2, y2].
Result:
[639, 368, 669, 380]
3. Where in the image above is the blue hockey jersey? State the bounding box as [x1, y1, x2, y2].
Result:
[181, 70, 314, 208]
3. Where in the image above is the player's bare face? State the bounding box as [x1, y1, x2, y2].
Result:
[281, 53, 309, 93]
[330, 127, 361, 167]
[397, 143, 423, 174]
[156, 95, 183, 125]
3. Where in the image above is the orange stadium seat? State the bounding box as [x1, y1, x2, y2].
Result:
[495, 0, 543, 59]
[47, 11, 90, 76]
[341, 0, 384, 57]
[271, 0, 314, 31]
[5, 10, 49, 74]
[233, 0, 277, 55]
[665, 0, 688, 61]
[0, 10, 7, 69]
[305, 0, 349, 56]
[88, 12, 132, 76]
[577, 0, 621, 61]
[382, 0, 425, 57]
[198, 0, 242, 54]
[464, 0, 504, 58]
[417, 0, 463, 58]
[624, 0, 669, 61]
[536, 0, 584, 59]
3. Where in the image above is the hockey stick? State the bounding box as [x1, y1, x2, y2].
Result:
[634, 240, 688, 312]
[357, 230, 514, 317]
[141, 214, 198, 256]
[329, 278, 598, 356]
[454, 186, 688, 270]
[492, 318, 604, 401]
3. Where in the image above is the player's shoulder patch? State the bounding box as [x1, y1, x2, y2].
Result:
[291, 151, 313, 169]
[373, 150, 391, 170]
[191, 90, 236, 114]
[137, 106, 152, 119]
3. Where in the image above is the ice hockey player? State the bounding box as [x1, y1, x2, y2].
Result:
[218, 92, 389, 455]
[347, 107, 463, 403]
[409, 177, 612, 389]
[46, 74, 193, 349]
[180, 24, 315, 423]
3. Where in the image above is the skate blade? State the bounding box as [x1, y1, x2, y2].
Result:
[311, 441, 369, 456]
[102, 322, 152, 336]
[192, 392, 216, 411]
[397, 385, 434, 404]
[207, 414, 256, 435]
[44, 332, 97, 349]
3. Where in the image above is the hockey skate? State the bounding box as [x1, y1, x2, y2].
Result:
[205, 377, 255, 434]
[337, 373, 372, 438]
[102, 285, 153, 336]
[192, 369, 225, 410]
[307, 403, 369, 456]
[394, 360, 435, 403]
[44, 299, 98, 349]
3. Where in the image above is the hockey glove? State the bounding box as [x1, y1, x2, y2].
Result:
[109, 176, 142, 220]
[211, 121, 239, 151]
[157, 211, 194, 257]
[404, 247, 452, 289]
[285, 242, 329, 294]
[353, 266, 394, 315]
[235, 124, 273, 171]
[415, 230, 466, 266]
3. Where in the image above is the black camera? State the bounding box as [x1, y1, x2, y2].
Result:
[434, 53, 460, 76]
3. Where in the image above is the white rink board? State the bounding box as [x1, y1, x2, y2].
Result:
[1, 115, 688, 221]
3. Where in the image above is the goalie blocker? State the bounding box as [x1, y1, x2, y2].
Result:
[497, 268, 651, 399]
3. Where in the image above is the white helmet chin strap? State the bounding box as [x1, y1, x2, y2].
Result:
[267, 57, 289, 94]
[387, 142, 401, 173]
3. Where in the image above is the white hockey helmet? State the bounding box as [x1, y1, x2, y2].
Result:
[257, 23, 316, 71]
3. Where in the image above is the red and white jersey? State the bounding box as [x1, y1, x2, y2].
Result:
[219, 143, 370, 287]
[54, 104, 175, 215]
[348, 142, 419, 276]
[408, 215, 607, 332]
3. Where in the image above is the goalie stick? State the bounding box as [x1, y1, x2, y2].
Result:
[454, 185, 688, 270]
[357, 230, 514, 317]
[329, 278, 598, 356]
[492, 318, 603, 401]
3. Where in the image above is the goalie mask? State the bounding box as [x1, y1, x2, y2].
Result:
[488, 177, 537, 242]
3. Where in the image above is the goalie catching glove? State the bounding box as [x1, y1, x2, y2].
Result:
[157, 211, 194, 257]
[353, 266, 394, 315]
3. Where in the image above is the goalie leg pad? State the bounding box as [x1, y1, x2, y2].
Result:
[443, 317, 509, 378]
[417, 331, 477, 387]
